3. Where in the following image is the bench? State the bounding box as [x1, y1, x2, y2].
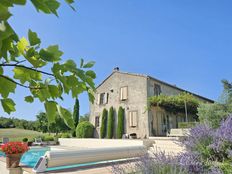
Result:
[167, 128, 190, 137]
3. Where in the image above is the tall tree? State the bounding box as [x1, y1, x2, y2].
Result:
[107, 106, 114, 139]
[100, 108, 108, 138]
[72, 98, 80, 137]
[117, 107, 124, 139]
[0, 1, 96, 129]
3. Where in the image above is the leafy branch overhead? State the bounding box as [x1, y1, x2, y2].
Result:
[0, 0, 96, 129]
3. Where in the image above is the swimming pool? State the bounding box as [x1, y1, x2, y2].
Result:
[0, 146, 50, 167]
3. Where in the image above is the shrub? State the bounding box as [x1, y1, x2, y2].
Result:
[178, 122, 198, 128]
[76, 121, 94, 138]
[116, 106, 124, 139]
[100, 108, 108, 138]
[22, 138, 28, 142]
[43, 135, 54, 141]
[107, 106, 114, 139]
[61, 133, 71, 138]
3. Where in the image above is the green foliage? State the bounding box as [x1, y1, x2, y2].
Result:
[198, 80, 232, 128]
[149, 93, 200, 115]
[178, 122, 198, 128]
[76, 121, 94, 138]
[79, 113, 90, 123]
[117, 106, 124, 139]
[22, 137, 28, 142]
[35, 112, 70, 134]
[0, 0, 96, 130]
[61, 132, 71, 138]
[72, 98, 79, 137]
[198, 103, 230, 128]
[100, 108, 108, 138]
[107, 106, 114, 139]
[42, 135, 54, 141]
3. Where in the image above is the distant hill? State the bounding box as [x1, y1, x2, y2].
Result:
[0, 128, 43, 142]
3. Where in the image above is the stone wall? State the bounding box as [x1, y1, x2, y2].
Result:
[90, 71, 149, 138]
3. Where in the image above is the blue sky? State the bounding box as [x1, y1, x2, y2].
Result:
[2, 0, 232, 120]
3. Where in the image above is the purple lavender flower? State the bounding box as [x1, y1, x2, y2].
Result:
[178, 151, 204, 173]
[216, 115, 232, 142]
[182, 123, 214, 150]
[207, 166, 223, 174]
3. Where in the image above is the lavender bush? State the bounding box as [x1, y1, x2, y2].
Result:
[112, 115, 232, 174]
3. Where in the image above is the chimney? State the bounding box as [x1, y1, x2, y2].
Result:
[113, 67, 120, 72]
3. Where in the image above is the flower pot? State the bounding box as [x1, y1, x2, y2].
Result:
[6, 153, 23, 168]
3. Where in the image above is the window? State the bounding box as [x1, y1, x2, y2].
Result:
[129, 111, 138, 127]
[120, 86, 128, 101]
[95, 116, 100, 127]
[154, 84, 161, 96]
[97, 92, 108, 105]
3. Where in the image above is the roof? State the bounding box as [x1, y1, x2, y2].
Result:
[96, 70, 214, 103]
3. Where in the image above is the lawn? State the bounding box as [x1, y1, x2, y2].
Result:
[0, 128, 43, 142]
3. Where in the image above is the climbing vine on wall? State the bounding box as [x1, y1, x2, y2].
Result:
[148, 93, 200, 114]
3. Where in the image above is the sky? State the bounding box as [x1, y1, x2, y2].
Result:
[1, 0, 232, 120]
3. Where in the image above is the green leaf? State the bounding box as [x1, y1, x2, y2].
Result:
[13, 67, 42, 84]
[24, 96, 34, 103]
[31, 0, 60, 16]
[0, 76, 16, 98]
[48, 85, 61, 98]
[86, 70, 96, 79]
[44, 101, 57, 123]
[28, 29, 41, 46]
[25, 47, 47, 68]
[65, 0, 75, 11]
[80, 58, 84, 68]
[0, 67, 3, 75]
[39, 45, 63, 62]
[0, 4, 12, 21]
[64, 59, 76, 70]
[12, 0, 26, 5]
[57, 105, 75, 129]
[17, 37, 28, 54]
[83, 61, 95, 68]
[1, 98, 16, 114]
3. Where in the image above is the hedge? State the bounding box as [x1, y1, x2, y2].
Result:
[107, 106, 114, 139]
[100, 108, 108, 138]
[178, 122, 198, 128]
[117, 106, 124, 138]
[76, 121, 94, 138]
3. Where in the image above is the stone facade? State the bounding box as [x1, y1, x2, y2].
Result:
[90, 70, 213, 138]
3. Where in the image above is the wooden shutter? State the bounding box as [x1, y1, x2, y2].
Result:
[104, 92, 108, 104]
[120, 87, 128, 100]
[97, 93, 100, 105]
[123, 87, 128, 100]
[129, 112, 133, 127]
[132, 111, 137, 127]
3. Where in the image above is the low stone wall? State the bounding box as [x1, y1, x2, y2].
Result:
[59, 138, 154, 149]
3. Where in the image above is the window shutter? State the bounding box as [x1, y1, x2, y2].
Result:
[123, 87, 128, 100]
[104, 92, 108, 104]
[97, 93, 100, 105]
[129, 112, 133, 127]
[132, 112, 137, 127]
[120, 88, 123, 100]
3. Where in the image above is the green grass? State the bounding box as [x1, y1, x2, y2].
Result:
[0, 128, 43, 142]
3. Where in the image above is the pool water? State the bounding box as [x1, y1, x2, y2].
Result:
[0, 147, 50, 168]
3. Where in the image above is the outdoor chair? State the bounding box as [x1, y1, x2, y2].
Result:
[0, 137, 9, 145]
[33, 138, 46, 146]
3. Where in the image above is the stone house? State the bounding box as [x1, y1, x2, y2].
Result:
[89, 68, 214, 138]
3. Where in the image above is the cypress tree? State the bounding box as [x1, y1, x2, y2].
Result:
[117, 106, 124, 139]
[72, 98, 79, 137]
[100, 108, 108, 138]
[107, 106, 114, 139]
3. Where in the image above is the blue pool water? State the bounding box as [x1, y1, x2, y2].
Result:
[0, 147, 50, 167]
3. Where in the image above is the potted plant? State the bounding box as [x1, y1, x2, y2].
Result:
[1, 142, 29, 168]
[22, 138, 28, 145]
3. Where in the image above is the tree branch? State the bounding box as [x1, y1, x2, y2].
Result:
[0, 63, 54, 76]
[0, 75, 43, 89]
